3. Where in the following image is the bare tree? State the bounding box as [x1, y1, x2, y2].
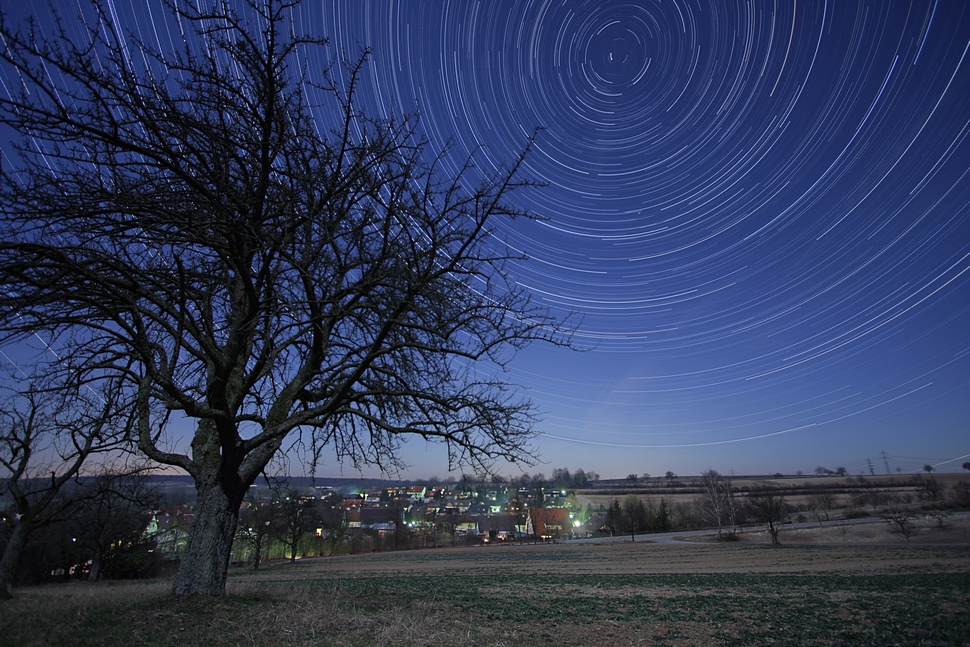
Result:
[552, 467, 572, 487]
[746, 485, 788, 545]
[621, 493, 648, 541]
[807, 490, 837, 525]
[317, 496, 349, 556]
[724, 476, 739, 534]
[699, 469, 729, 537]
[236, 496, 274, 569]
[0, 374, 134, 596]
[851, 476, 888, 513]
[604, 499, 622, 536]
[699, 469, 739, 537]
[73, 466, 161, 581]
[883, 500, 918, 542]
[649, 497, 672, 532]
[918, 469, 943, 505]
[0, 0, 565, 595]
[270, 488, 316, 563]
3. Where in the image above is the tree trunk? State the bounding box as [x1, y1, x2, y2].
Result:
[88, 547, 103, 582]
[172, 479, 243, 596]
[767, 521, 780, 545]
[0, 521, 30, 598]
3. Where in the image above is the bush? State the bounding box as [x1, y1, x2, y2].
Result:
[102, 541, 162, 580]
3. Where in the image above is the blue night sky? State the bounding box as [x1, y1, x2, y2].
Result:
[4, 1, 969, 479]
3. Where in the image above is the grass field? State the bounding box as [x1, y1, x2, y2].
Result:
[2, 520, 969, 646]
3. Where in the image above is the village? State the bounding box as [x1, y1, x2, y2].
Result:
[146, 478, 594, 568]
[4, 465, 969, 587]
[141, 467, 970, 568]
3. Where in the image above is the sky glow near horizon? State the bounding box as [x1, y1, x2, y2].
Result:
[4, 1, 969, 479]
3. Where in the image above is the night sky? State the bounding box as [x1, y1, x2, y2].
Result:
[4, 1, 969, 479]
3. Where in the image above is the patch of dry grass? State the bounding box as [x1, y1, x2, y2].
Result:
[0, 577, 477, 647]
[2, 520, 969, 646]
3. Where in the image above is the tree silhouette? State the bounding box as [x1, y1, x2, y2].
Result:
[621, 494, 648, 541]
[73, 468, 161, 581]
[699, 469, 730, 537]
[236, 496, 274, 570]
[746, 485, 788, 545]
[0, 373, 135, 596]
[0, 0, 565, 595]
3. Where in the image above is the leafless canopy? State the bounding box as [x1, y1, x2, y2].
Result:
[0, 0, 566, 484]
[1, 0, 568, 594]
[0, 370, 136, 594]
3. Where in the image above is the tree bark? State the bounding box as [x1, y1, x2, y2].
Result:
[88, 547, 103, 582]
[252, 541, 262, 570]
[0, 521, 29, 598]
[172, 479, 244, 596]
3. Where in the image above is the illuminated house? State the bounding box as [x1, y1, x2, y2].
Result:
[406, 486, 428, 503]
[525, 508, 570, 541]
[347, 507, 401, 534]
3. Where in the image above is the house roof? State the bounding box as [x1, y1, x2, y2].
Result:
[476, 515, 518, 533]
[528, 507, 570, 535]
[359, 508, 400, 525]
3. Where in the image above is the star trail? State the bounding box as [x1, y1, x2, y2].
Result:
[4, 0, 969, 477]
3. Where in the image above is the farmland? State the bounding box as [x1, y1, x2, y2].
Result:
[2, 515, 968, 646]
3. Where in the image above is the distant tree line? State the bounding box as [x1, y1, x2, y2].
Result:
[551, 467, 600, 489]
[603, 494, 673, 540]
[599, 472, 793, 545]
[467, 468, 599, 490]
[814, 466, 849, 476]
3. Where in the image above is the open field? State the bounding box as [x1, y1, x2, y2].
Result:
[1, 517, 968, 646]
[575, 473, 970, 512]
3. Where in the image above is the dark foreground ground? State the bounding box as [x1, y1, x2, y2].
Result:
[2, 517, 969, 646]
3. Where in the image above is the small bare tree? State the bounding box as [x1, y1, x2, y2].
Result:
[807, 490, 837, 524]
[0, 0, 566, 595]
[883, 501, 918, 542]
[237, 496, 274, 569]
[746, 485, 788, 545]
[0, 373, 134, 596]
[699, 469, 730, 537]
[270, 488, 317, 563]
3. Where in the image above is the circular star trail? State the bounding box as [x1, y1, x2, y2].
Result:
[310, 0, 970, 474]
[6, 1, 970, 475]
